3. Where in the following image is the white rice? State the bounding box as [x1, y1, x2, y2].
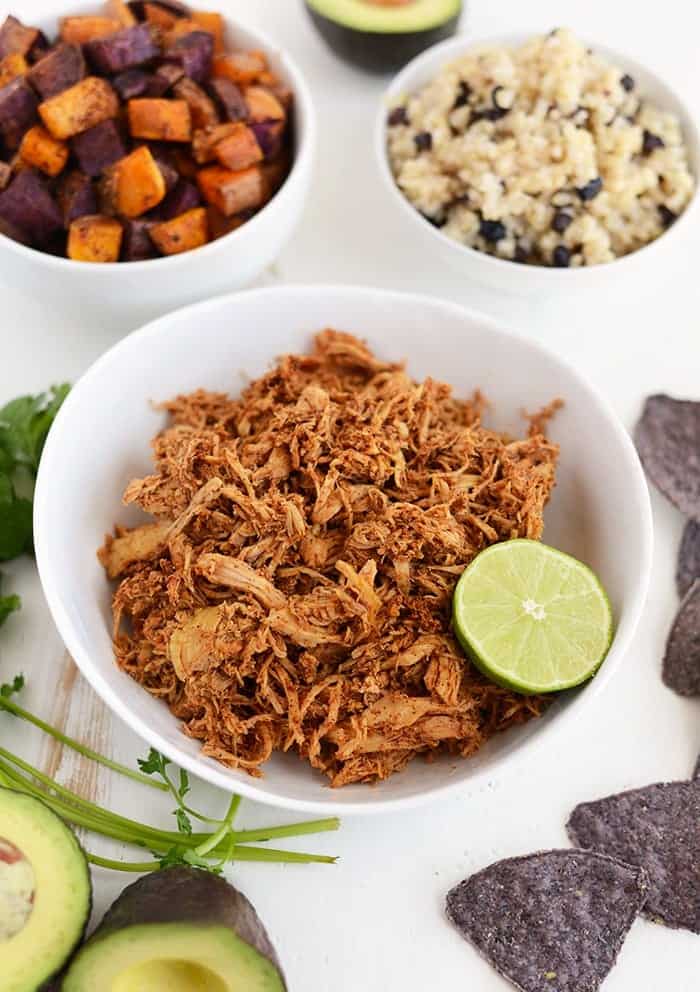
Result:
[387, 29, 695, 267]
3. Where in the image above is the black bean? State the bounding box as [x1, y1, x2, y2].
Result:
[552, 210, 573, 233]
[388, 106, 408, 127]
[577, 177, 603, 201]
[658, 204, 678, 227]
[470, 107, 508, 125]
[453, 81, 471, 109]
[414, 131, 432, 152]
[479, 218, 507, 243]
[643, 129, 665, 155]
[620, 73, 635, 92]
[422, 212, 446, 228]
[552, 245, 571, 267]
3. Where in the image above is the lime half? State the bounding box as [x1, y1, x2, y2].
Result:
[452, 540, 614, 694]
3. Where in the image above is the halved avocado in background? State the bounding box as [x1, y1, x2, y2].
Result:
[0, 788, 91, 992]
[305, 0, 463, 73]
[63, 866, 287, 992]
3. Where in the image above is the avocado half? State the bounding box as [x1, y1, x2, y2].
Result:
[0, 788, 92, 992]
[62, 866, 287, 992]
[305, 0, 462, 73]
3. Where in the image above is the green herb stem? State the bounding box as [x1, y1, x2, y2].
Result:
[194, 795, 241, 859]
[0, 697, 167, 792]
[233, 818, 341, 844]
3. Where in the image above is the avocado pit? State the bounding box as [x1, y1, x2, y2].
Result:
[0, 838, 35, 941]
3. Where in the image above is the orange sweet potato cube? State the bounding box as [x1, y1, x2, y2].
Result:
[143, 3, 178, 29]
[206, 203, 247, 239]
[0, 53, 28, 88]
[197, 164, 267, 216]
[60, 16, 121, 45]
[110, 145, 166, 217]
[244, 85, 285, 123]
[128, 98, 192, 142]
[191, 11, 224, 53]
[165, 18, 204, 43]
[68, 214, 123, 262]
[212, 51, 267, 86]
[150, 206, 209, 255]
[39, 77, 119, 140]
[106, 0, 137, 26]
[19, 125, 69, 177]
[191, 123, 238, 163]
[214, 123, 262, 171]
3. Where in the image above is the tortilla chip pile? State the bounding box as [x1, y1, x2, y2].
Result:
[635, 394, 700, 694]
[447, 756, 699, 991]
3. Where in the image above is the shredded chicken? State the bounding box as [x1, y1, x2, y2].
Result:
[99, 331, 559, 787]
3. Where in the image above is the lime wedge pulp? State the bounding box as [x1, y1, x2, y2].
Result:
[452, 540, 614, 694]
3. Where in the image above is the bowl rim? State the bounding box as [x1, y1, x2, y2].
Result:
[374, 31, 700, 277]
[0, 2, 317, 274]
[34, 284, 654, 816]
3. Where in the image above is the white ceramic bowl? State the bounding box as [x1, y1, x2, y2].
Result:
[375, 34, 700, 295]
[34, 285, 653, 815]
[0, 2, 315, 327]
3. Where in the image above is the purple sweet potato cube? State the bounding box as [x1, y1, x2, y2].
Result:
[112, 68, 151, 101]
[0, 15, 40, 60]
[0, 168, 63, 247]
[0, 161, 11, 191]
[207, 78, 248, 123]
[156, 156, 179, 192]
[86, 24, 160, 75]
[251, 120, 285, 160]
[28, 43, 85, 100]
[71, 120, 126, 177]
[152, 63, 185, 91]
[121, 217, 157, 260]
[150, 178, 200, 220]
[0, 77, 38, 151]
[57, 170, 98, 226]
[163, 31, 213, 84]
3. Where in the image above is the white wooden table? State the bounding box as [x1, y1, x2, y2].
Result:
[1, 1, 699, 988]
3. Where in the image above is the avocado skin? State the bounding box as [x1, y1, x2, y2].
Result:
[305, 4, 460, 73]
[0, 789, 92, 992]
[80, 866, 286, 987]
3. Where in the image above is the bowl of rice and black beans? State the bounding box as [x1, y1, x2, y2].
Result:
[377, 29, 698, 293]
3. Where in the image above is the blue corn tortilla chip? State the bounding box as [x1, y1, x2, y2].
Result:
[677, 520, 700, 598]
[567, 781, 700, 933]
[635, 395, 700, 519]
[663, 578, 700, 696]
[446, 850, 647, 992]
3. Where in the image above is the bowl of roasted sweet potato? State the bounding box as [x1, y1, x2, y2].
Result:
[0, 1, 315, 324]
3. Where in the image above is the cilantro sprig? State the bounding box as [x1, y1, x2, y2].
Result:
[0, 676, 339, 874]
[0, 384, 69, 563]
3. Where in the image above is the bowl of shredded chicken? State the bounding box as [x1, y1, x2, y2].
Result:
[34, 287, 652, 812]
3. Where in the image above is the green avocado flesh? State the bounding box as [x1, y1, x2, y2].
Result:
[0, 788, 91, 992]
[306, 0, 461, 32]
[63, 867, 287, 992]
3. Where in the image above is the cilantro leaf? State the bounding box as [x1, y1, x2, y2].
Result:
[178, 768, 190, 800]
[0, 575, 20, 629]
[137, 748, 170, 777]
[175, 808, 193, 835]
[0, 673, 25, 698]
[0, 498, 33, 562]
[0, 384, 70, 476]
